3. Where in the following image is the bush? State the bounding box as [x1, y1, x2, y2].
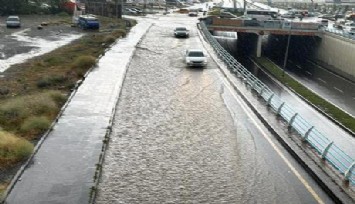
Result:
[104, 36, 117, 44]
[71, 55, 96, 70]
[0, 131, 33, 162]
[37, 75, 67, 88]
[70, 55, 96, 77]
[112, 29, 127, 38]
[0, 99, 29, 128]
[0, 91, 65, 130]
[21, 116, 51, 136]
[47, 90, 68, 106]
[44, 57, 65, 66]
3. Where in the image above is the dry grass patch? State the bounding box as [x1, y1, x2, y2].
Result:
[0, 131, 34, 168]
[21, 116, 51, 138]
[0, 91, 66, 134]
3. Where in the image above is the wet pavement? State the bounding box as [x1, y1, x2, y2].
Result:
[4, 19, 153, 204]
[285, 58, 355, 117]
[95, 14, 333, 203]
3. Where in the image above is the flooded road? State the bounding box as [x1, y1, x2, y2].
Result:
[95, 14, 333, 204]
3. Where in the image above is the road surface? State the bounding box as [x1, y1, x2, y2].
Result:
[95, 13, 333, 204]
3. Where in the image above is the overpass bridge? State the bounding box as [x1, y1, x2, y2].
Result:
[205, 16, 322, 57]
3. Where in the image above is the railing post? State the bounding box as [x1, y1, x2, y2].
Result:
[302, 126, 314, 142]
[259, 86, 265, 96]
[277, 102, 285, 115]
[345, 162, 355, 181]
[321, 142, 333, 159]
[288, 113, 298, 129]
[267, 94, 274, 106]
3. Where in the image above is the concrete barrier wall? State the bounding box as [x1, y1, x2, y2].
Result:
[315, 33, 355, 81]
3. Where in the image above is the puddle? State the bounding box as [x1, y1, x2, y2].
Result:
[0, 30, 83, 72]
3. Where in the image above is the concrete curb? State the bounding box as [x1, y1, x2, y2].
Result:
[196, 23, 354, 203]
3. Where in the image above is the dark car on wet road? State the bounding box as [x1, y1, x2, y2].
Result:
[174, 27, 189, 38]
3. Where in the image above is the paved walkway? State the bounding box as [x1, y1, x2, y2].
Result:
[5, 19, 152, 204]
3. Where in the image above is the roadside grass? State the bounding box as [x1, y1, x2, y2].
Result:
[0, 15, 136, 193]
[0, 91, 65, 138]
[253, 57, 355, 134]
[0, 131, 34, 168]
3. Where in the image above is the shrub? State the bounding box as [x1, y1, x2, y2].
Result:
[21, 116, 51, 137]
[27, 95, 58, 116]
[44, 57, 64, 66]
[0, 91, 65, 130]
[36, 77, 52, 88]
[71, 55, 96, 71]
[70, 55, 96, 77]
[37, 75, 67, 88]
[0, 131, 33, 162]
[112, 29, 127, 38]
[104, 36, 117, 44]
[47, 90, 68, 106]
[0, 99, 29, 128]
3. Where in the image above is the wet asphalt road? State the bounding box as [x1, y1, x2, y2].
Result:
[95, 14, 333, 204]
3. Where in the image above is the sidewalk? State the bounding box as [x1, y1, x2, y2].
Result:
[4, 19, 152, 204]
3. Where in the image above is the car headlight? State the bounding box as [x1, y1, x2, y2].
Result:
[186, 59, 191, 63]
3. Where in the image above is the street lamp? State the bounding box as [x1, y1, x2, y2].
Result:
[282, 30, 291, 77]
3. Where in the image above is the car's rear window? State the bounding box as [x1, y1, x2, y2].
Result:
[7, 18, 19, 21]
[176, 27, 187, 31]
[188, 51, 204, 57]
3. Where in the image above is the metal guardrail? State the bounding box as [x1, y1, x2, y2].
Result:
[324, 27, 355, 40]
[199, 21, 355, 186]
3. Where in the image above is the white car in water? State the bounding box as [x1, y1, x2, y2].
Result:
[185, 49, 207, 67]
[6, 16, 21, 28]
[344, 22, 355, 35]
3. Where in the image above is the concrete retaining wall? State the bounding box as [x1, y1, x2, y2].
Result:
[315, 33, 355, 81]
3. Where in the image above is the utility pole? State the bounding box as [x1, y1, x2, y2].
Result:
[243, 0, 246, 14]
[282, 31, 291, 77]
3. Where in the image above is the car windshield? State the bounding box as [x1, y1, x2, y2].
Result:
[188, 51, 204, 57]
[176, 27, 187, 31]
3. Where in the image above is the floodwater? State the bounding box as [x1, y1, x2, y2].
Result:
[0, 28, 82, 72]
[95, 14, 333, 204]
